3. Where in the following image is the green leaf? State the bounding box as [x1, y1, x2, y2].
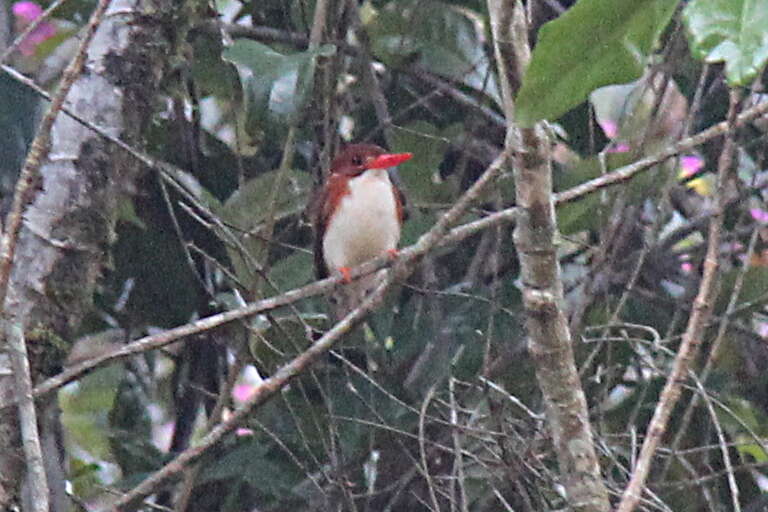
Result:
[269, 250, 316, 292]
[715, 266, 768, 316]
[201, 440, 301, 494]
[390, 121, 454, 204]
[368, 1, 500, 105]
[222, 39, 335, 130]
[216, 169, 312, 291]
[515, 0, 678, 127]
[683, 0, 768, 86]
[60, 365, 124, 461]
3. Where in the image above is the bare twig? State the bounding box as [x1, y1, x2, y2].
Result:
[696, 379, 741, 512]
[616, 90, 742, 512]
[0, 0, 70, 64]
[346, 0, 394, 146]
[662, 227, 759, 479]
[419, 385, 440, 512]
[449, 377, 469, 512]
[7, 321, 49, 512]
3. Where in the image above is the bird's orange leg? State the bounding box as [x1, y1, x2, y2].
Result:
[338, 266, 353, 283]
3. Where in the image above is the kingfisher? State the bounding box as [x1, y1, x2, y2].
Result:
[310, 143, 413, 320]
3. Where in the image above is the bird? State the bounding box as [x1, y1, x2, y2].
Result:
[310, 143, 413, 320]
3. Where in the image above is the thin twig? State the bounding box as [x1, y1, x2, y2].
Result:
[0, 0, 70, 64]
[346, 0, 394, 146]
[7, 321, 49, 512]
[662, 227, 759, 478]
[449, 377, 469, 512]
[419, 385, 440, 512]
[616, 89, 742, 512]
[695, 379, 741, 512]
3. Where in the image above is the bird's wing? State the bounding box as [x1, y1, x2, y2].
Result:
[309, 183, 331, 279]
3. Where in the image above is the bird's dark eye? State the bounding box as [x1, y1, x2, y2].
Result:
[351, 155, 363, 166]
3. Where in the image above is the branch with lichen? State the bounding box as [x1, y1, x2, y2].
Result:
[486, 0, 611, 510]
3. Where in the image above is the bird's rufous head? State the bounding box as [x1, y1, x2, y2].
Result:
[330, 144, 413, 176]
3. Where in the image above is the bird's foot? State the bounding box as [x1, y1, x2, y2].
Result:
[338, 266, 353, 284]
[386, 248, 400, 261]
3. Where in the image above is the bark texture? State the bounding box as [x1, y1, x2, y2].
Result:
[0, 0, 179, 507]
[486, 0, 611, 510]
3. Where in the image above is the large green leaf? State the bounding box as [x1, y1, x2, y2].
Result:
[216, 169, 312, 291]
[222, 39, 335, 129]
[515, 0, 678, 127]
[368, 0, 500, 105]
[683, 0, 768, 86]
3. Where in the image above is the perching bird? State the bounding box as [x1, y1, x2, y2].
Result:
[311, 143, 413, 320]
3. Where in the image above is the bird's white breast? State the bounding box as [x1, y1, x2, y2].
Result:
[323, 169, 400, 271]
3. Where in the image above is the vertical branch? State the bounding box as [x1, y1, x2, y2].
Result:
[486, 1, 610, 511]
[7, 322, 48, 512]
[616, 89, 741, 512]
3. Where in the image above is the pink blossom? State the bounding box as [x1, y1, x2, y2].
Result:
[599, 120, 618, 139]
[750, 208, 768, 224]
[232, 383, 256, 403]
[12, 2, 57, 56]
[680, 262, 693, 274]
[12, 1, 42, 20]
[680, 155, 704, 178]
[607, 142, 630, 154]
[236, 428, 255, 437]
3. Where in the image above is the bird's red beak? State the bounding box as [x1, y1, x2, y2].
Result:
[366, 152, 413, 169]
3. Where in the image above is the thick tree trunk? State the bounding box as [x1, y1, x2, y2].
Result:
[0, 0, 180, 507]
[486, 1, 611, 510]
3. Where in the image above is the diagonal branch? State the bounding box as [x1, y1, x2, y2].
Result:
[111, 148, 511, 510]
[4, 85, 764, 407]
[615, 89, 742, 512]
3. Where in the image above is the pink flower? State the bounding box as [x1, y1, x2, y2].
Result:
[232, 383, 256, 403]
[599, 120, 618, 139]
[12, 2, 57, 56]
[607, 142, 630, 154]
[750, 208, 768, 224]
[12, 1, 42, 20]
[680, 155, 704, 178]
[680, 261, 693, 274]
